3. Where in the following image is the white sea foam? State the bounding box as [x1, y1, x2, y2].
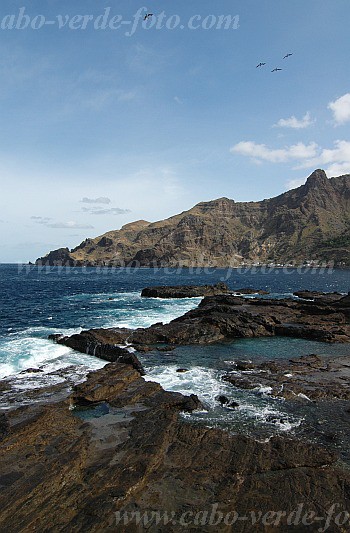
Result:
[103, 299, 201, 329]
[239, 403, 301, 432]
[144, 365, 302, 433]
[0, 327, 104, 379]
[144, 365, 230, 409]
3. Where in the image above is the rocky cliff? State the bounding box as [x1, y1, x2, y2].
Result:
[36, 170, 350, 267]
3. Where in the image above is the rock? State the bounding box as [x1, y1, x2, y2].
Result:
[19, 368, 44, 374]
[234, 361, 257, 371]
[266, 415, 287, 425]
[0, 362, 349, 532]
[235, 288, 269, 295]
[176, 368, 189, 373]
[141, 282, 229, 298]
[223, 354, 350, 401]
[216, 395, 230, 405]
[222, 375, 258, 390]
[0, 413, 9, 441]
[50, 331, 145, 374]
[294, 290, 343, 303]
[227, 400, 240, 409]
[337, 294, 350, 307]
[35, 247, 75, 267]
[51, 293, 350, 355]
[216, 395, 239, 409]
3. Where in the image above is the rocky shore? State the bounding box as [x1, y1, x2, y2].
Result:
[141, 282, 229, 298]
[1, 359, 350, 532]
[1, 288, 350, 531]
[223, 353, 350, 401]
[51, 291, 350, 358]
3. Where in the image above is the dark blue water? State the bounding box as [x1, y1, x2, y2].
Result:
[1, 264, 349, 338]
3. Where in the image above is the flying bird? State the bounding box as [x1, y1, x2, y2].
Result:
[256, 62, 266, 68]
[283, 53, 293, 59]
[143, 13, 153, 20]
[271, 68, 282, 72]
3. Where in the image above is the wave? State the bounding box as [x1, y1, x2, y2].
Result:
[144, 364, 302, 433]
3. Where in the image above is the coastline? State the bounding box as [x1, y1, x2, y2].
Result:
[1, 285, 350, 530]
[1, 270, 350, 531]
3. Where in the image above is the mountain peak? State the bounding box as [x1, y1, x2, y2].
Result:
[305, 169, 328, 189]
[120, 220, 150, 231]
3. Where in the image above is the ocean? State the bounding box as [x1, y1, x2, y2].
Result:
[1, 264, 350, 441]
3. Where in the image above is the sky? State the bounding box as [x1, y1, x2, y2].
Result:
[0, 0, 350, 262]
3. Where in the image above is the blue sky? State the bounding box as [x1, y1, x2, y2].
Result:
[0, 0, 350, 262]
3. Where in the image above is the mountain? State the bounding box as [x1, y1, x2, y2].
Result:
[36, 170, 350, 267]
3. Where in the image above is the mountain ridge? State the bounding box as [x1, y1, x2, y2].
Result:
[36, 170, 350, 267]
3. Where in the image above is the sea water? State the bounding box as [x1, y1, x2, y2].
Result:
[1, 264, 349, 438]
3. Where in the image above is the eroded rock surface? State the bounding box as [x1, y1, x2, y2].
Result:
[1, 361, 350, 532]
[141, 282, 229, 298]
[224, 354, 350, 401]
[52, 294, 350, 362]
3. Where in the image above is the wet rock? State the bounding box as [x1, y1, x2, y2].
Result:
[216, 395, 230, 405]
[294, 290, 343, 302]
[0, 362, 349, 533]
[227, 400, 240, 409]
[19, 368, 44, 374]
[223, 354, 350, 401]
[234, 288, 269, 295]
[176, 368, 189, 373]
[216, 396, 239, 409]
[266, 415, 287, 425]
[51, 292, 350, 353]
[50, 331, 145, 374]
[222, 375, 258, 390]
[141, 282, 229, 298]
[234, 361, 257, 371]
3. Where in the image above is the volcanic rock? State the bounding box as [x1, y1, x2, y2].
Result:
[1, 362, 349, 532]
[223, 354, 350, 401]
[52, 293, 350, 356]
[141, 282, 229, 298]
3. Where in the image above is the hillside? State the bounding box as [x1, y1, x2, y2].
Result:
[36, 170, 350, 267]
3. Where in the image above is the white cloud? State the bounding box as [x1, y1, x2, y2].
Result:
[31, 216, 52, 224]
[82, 207, 131, 216]
[81, 197, 111, 204]
[328, 93, 350, 125]
[31, 217, 95, 229]
[231, 138, 350, 178]
[297, 139, 350, 176]
[273, 112, 313, 129]
[230, 141, 318, 163]
[46, 221, 94, 229]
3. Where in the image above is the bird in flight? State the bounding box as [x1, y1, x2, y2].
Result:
[144, 13, 153, 20]
[283, 53, 293, 59]
[256, 62, 266, 68]
[271, 68, 282, 72]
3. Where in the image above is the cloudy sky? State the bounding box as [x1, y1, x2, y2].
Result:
[0, 0, 349, 262]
